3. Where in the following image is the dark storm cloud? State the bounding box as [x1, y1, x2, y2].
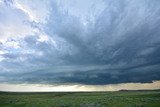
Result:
[0, 0, 160, 85]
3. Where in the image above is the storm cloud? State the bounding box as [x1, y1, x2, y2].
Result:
[0, 0, 160, 85]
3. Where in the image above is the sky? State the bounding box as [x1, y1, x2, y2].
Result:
[0, 0, 160, 91]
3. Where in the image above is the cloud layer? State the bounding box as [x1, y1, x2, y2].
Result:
[0, 0, 160, 86]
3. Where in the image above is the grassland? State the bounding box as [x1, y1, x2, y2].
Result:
[0, 90, 160, 107]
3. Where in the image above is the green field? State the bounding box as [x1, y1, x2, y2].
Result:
[0, 90, 160, 107]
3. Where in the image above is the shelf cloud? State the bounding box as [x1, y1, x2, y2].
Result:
[0, 0, 160, 90]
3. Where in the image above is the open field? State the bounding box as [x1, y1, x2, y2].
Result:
[0, 90, 160, 107]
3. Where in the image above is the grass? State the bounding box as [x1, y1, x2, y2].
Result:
[0, 90, 160, 107]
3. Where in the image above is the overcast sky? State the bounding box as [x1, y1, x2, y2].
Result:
[0, 0, 160, 91]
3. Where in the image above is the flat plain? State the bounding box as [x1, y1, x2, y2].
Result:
[0, 90, 160, 107]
